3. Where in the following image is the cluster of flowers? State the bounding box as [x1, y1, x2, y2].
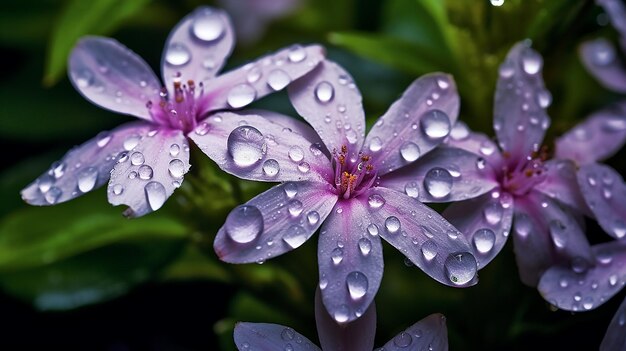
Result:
[20, 3, 626, 350]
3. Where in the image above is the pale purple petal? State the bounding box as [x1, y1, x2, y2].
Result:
[365, 187, 479, 287]
[580, 38, 626, 93]
[443, 190, 514, 269]
[555, 106, 626, 165]
[214, 181, 337, 263]
[444, 123, 504, 168]
[494, 41, 551, 161]
[378, 146, 498, 203]
[365, 73, 460, 175]
[539, 240, 626, 312]
[534, 159, 590, 215]
[288, 60, 365, 155]
[68, 37, 161, 121]
[107, 128, 190, 217]
[189, 112, 331, 183]
[600, 297, 626, 351]
[233, 323, 321, 351]
[577, 163, 626, 239]
[599, 0, 626, 38]
[21, 122, 152, 206]
[200, 44, 325, 114]
[318, 200, 384, 324]
[315, 288, 376, 351]
[239, 109, 326, 150]
[161, 6, 234, 89]
[379, 313, 449, 351]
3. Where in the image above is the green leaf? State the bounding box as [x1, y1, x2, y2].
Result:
[44, 0, 151, 86]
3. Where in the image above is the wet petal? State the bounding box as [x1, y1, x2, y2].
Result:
[494, 41, 551, 161]
[379, 313, 448, 351]
[233, 323, 321, 351]
[580, 38, 626, 93]
[600, 297, 626, 351]
[318, 200, 384, 324]
[365, 73, 459, 175]
[443, 190, 514, 269]
[69, 37, 161, 121]
[21, 122, 152, 206]
[444, 124, 504, 168]
[577, 163, 626, 239]
[200, 44, 325, 114]
[539, 240, 626, 312]
[214, 181, 337, 263]
[315, 288, 376, 351]
[288, 60, 365, 155]
[555, 105, 626, 165]
[534, 159, 590, 215]
[512, 191, 593, 286]
[378, 146, 498, 203]
[366, 187, 478, 287]
[161, 6, 235, 89]
[189, 112, 331, 183]
[107, 129, 190, 217]
[239, 109, 326, 150]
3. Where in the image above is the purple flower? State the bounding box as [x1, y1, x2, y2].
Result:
[443, 41, 594, 286]
[234, 290, 448, 351]
[194, 59, 491, 324]
[20, 6, 324, 217]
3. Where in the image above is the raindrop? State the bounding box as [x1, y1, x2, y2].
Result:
[124, 135, 141, 151]
[227, 84, 256, 108]
[138, 165, 153, 180]
[358, 238, 372, 256]
[331, 247, 344, 265]
[165, 43, 191, 66]
[75, 68, 94, 88]
[225, 205, 264, 244]
[45, 187, 62, 204]
[227, 126, 267, 167]
[393, 332, 412, 348]
[267, 69, 291, 91]
[514, 213, 533, 238]
[315, 81, 334, 103]
[168, 159, 185, 178]
[612, 220, 626, 238]
[37, 174, 54, 193]
[369, 137, 383, 152]
[262, 159, 280, 176]
[284, 182, 298, 198]
[400, 142, 421, 162]
[450, 121, 470, 140]
[473, 228, 496, 254]
[591, 40, 615, 66]
[170, 144, 180, 157]
[346, 130, 358, 144]
[112, 184, 124, 195]
[499, 60, 515, 78]
[424, 167, 453, 198]
[483, 203, 503, 225]
[282, 225, 307, 248]
[288, 200, 303, 217]
[77, 167, 98, 193]
[195, 122, 210, 136]
[368, 194, 385, 209]
[96, 132, 112, 147]
[490, 0, 504, 6]
[346, 271, 368, 300]
[421, 240, 438, 261]
[307, 211, 320, 225]
[549, 220, 568, 248]
[404, 182, 419, 198]
[444, 252, 477, 285]
[522, 49, 543, 75]
[479, 141, 495, 155]
[288, 146, 305, 162]
[420, 109, 451, 139]
[130, 152, 145, 165]
[385, 216, 401, 234]
[367, 224, 379, 236]
[281, 328, 295, 341]
[288, 45, 307, 63]
[334, 305, 350, 323]
[476, 157, 486, 170]
[537, 90, 552, 108]
[246, 67, 262, 83]
[128, 171, 138, 179]
[297, 162, 310, 173]
[144, 181, 166, 211]
[52, 162, 66, 178]
[191, 9, 224, 42]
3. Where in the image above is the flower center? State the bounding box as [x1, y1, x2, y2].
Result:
[148, 75, 204, 132]
[331, 145, 377, 199]
[500, 146, 549, 196]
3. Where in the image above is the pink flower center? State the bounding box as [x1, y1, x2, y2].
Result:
[147, 75, 205, 132]
[331, 145, 377, 199]
[500, 147, 549, 196]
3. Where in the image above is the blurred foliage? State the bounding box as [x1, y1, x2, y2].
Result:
[0, 0, 625, 350]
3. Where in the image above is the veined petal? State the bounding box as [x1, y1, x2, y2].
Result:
[233, 323, 321, 351]
[443, 190, 514, 269]
[21, 122, 152, 206]
[315, 288, 376, 351]
[68, 37, 161, 121]
[365, 73, 460, 175]
[445, 123, 504, 168]
[539, 240, 626, 312]
[378, 146, 498, 203]
[600, 297, 626, 351]
[214, 181, 337, 263]
[366, 187, 479, 288]
[555, 105, 626, 165]
[189, 112, 331, 183]
[580, 38, 626, 93]
[317, 199, 384, 324]
[200, 44, 325, 114]
[577, 163, 626, 240]
[494, 41, 551, 162]
[288, 60, 365, 155]
[161, 6, 235, 89]
[534, 159, 590, 215]
[379, 314, 449, 351]
[107, 128, 190, 217]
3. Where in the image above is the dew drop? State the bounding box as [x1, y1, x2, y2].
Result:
[227, 126, 267, 167]
[393, 332, 412, 348]
[367, 224, 379, 236]
[307, 211, 320, 225]
[262, 159, 280, 177]
[283, 182, 298, 198]
[334, 305, 349, 323]
[288, 146, 305, 162]
[385, 216, 401, 234]
[537, 89, 552, 108]
[549, 220, 568, 249]
[169, 144, 180, 157]
[483, 203, 503, 225]
[369, 137, 383, 152]
[130, 152, 145, 165]
[168, 159, 185, 178]
[424, 167, 453, 198]
[267, 69, 291, 91]
[612, 220, 626, 238]
[421, 240, 438, 261]
[522, 49, 543, 75]
[591, 40, 615, 66]
[288, 45, 307, 62]
[420, 109, 451, 139]
[191, 9, 224, 42]
[45, 187, 62, 204]
[358, 238, 372, 256]
[315, 81, 334, 103]
[77, 167, 98, 193]
[288, 200, 303, 217]
[514, 213, 533, 238]
[444, 252, 477, 285]
[400, 142, 421, 162]
[282, 225, 307, 248]
[368, 194, 385, 209]
[404, 182, 419, 198]
[144, 181, 166, 211]
[225, 205, 264, 244]
[473, 228, 496, 254]
[165, 43, 191, 66]
[124, 135, 141, 151]
[281, 327, 295, 341]
[346, 271, 368, 300]
[96, 131, 112, 147]
[112, 184, 124, 195]
[450, 121, 470, 140]
[227, 84, 256, 108]
[331, 247, 344, 265]
[138, 165, 153, 180]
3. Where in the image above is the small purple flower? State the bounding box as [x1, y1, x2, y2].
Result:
[443, 41, 594, 286]
[194, 60, 491, 323]
[234, 290, 448, 351]
[21, 6, 324, 217]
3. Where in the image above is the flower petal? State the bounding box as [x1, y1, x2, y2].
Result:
[443, 190, 514, 269]
[161, 6, 235, 89]
[317, 200, 384, 324]
[69, 37, 161, 121]
[200, 44, 325, 114]
[379, 313, 449, 351]
[512, 191, 593, 286]
[577, 163, 626, 240]
[233, 323, 321, 351]
[107, 128, 190, 217]
[600, 297, 626, 351]
[580, 38, 626, 93]
[555, 105, 626, 165]
[444, 123, 504, 168]
[367, 187, 478, 287]
[239, 109, 326, 150]
[288, 60, 365, 155]
[494, 41, 551, 161]
[534, 159, 590, 215]
[188, 112, 331, 183]
[21, 122, 152, 206]
[365, 73, 460, 175]
[378, 146, 498, 203]
[315, 288, 376, 351]
[599, 0, 626, 38]
[214, 181, 337, 263]
[539, 240, 626, 312]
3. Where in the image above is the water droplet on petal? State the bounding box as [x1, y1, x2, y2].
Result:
[227, 84, 256, 108]
[367, 194, 385, 209]
[288, 45, 307, 62]
[358, 238, 372, 256]
[45, 187, 62, 204]
[261, 159, 280, 177]
[315, 81, 334, 103]
[612, 220, 626, 238]
[75, 68, 94, 88]
[144, 181, 166, 211]
[191, 9, 224, 42]
[96, 131, 112, 147]
[385, 216, 401, 234]
[537, 89, 552, 108]
[281, 328, 295, 341]
[400, 142, 421, 162]
[168, 159, 186, 178]
[282, 225, 307, 248]
[225, 205, 264, 244]
[514, 213, 533, 238]
[367, 224, 379, 236]
[138, 165, 153, 180]
[499, 60, 515, 78]
[549, 220, 568, 248]
[591, 40, 615, 66]
[483, 203, 503, 225]
[165, 43, 191, 66]
[124, 135, 141, 151]
[284, 182, 298, 198]
[267, 69, 291, 91]
[287, 200, 303, 217]
[112, 184, 124, 195]
[331, 247, 344, 265]
[169, 144, 180, 157]
[288, 146, 304, 162]
[227, 126, 267, 167]
[522, 49, 543, 75]
[130, 152, 145, 165]
[334, 305, 350, 323]
[307, 211, 320, 225]
[369, 137, 383, 152]
[393, 332, 412, 348]
[490, 0, 504, 6]
[77, 167, 98, 193]
[450, 121, 470, 140]
[420, 110, 451, 139]
[473, 228, 496, 254]
[424, 167, 453, 198]
[444, 252, 477, 285]
[421, 240, 438, 261]
[404, 182, 419, 198]
[346, 271, 368, 300]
